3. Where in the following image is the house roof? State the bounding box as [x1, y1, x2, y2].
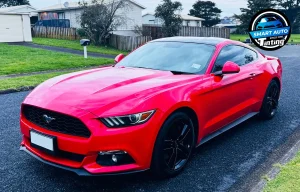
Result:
[38, 0, 146, 12]
[142, 12, 205, 21]
[0, 5, 36, 12]
[0, 5, 37, 16]
[181, 15, 205, 21]
[214, 24, 239, 27]
[0, 12, 30, 15]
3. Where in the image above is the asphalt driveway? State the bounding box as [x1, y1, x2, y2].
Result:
[0, 46, 300, 192]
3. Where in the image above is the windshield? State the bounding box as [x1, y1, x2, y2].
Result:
[267, 17, 277, 21]
[116, 42, 215, 74]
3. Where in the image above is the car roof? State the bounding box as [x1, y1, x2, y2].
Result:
[151, 37, 231, 46]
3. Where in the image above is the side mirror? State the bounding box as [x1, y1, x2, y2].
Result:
[214, 61, 240, 76]
[114, 54, 125, 64]
[222, 61, 240, 74]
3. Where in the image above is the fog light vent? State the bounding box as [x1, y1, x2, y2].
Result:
[96, 150, 135, 166]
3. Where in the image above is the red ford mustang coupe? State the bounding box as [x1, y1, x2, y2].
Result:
[20, 37, 282, 178]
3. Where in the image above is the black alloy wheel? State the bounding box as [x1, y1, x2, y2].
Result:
[259, 80, 280, 120]
[163, 119, 193, 170]
[151, 112, 195, 178]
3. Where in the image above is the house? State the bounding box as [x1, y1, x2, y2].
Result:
[219, 16, 241, 25]
[142, 13, 205, 27]
[0, 13, 32, 42]
[37, 0, 146, 36]
[214, 16, 241, 33]
[0, 5, 38, 24]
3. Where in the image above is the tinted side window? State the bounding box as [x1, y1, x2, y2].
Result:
[213, 45, 244, 72]
[244, 48, 258, 64]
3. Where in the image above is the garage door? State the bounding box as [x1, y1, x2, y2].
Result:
[0, 15, 24, 42]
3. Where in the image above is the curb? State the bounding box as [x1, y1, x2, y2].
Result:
[250, 139, 300, 192]
[0, 86, 35, 95]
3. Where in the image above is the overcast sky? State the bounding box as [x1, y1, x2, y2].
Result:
[29, 0, 247, 17]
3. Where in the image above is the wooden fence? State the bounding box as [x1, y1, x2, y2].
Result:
[143, 25, 231, 40]
[109, 34, 152, 51]
[32, 26, 230, 51]
[32, 26, 79, 40]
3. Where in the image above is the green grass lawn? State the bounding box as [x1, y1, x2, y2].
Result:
[0, 43, 113, 75]
[231, 34, 300, 43]
[0, 71, 70, 91]
[33, 38, 128, 55]
[264, 152, 300, 192]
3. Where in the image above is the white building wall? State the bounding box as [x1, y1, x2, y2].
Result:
[142, 14, 162, 25]
[183, 20, 202, 27]
[64, 9, 82, 28]
[113, 3, 143, 36]
[22, 14, 32, 41]
[0, 14, 32, 42]
[61, 3, 143, 36]
[142, 15, 202, 27]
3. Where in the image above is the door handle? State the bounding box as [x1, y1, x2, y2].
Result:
[250, 73, 256, 77]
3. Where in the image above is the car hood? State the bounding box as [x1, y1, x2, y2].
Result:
[26, 67, 201, 116]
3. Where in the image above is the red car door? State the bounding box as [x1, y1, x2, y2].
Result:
[203, 45, 257, 134]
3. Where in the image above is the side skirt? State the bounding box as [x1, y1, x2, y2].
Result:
[197, 112, 259, 147]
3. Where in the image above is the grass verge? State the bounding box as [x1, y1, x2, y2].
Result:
[230, 34, 300, 43]
[0, 71, 70, 91]
[0, 43, 113, 75]
[264, 152, 300, 192]
[33, 38, 128, 55]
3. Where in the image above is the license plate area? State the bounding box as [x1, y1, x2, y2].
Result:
[30, 130, 57, 155]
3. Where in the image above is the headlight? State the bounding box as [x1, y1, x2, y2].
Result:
[99, 110, 155, 128]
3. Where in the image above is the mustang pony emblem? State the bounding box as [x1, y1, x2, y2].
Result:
[43, 114, 56, 124]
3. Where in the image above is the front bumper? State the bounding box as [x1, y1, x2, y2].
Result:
[20, 101, 163, 175]
[20, 146, 148, 176]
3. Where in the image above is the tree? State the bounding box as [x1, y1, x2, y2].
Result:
[79, 0, 130, 45]
[189, 1, 222, 27]
[235, 0, 276, 33]
[155, 0, 183, 37]
[276, 0, 300, 33]
[0, 0, 30, 7]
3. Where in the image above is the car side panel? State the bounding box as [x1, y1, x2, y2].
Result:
[204, 67, 255, 134]
[251, 57, 283, 111]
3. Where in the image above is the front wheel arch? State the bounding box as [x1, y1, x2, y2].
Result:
[272, 77, 281, 90]
[150, 111, 196, 177]
[169, 107, 199, 144]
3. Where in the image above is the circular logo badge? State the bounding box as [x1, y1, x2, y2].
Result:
[249, 9, 291, 50]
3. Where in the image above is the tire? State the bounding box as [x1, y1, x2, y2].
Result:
[259, 80, 280, 120]
[151, 112, 195, 178]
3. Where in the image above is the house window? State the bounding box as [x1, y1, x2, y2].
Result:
[186, 21, 190, 27]
[197, 21, 200, 27]
[58, 12, 65, 19]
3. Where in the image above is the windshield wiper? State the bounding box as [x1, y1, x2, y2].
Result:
[129, 67, 193, 75]
[170, 71, 194, 75]
[132, 66, 152, 70]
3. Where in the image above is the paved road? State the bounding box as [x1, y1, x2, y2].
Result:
[0, 46, 300, 192]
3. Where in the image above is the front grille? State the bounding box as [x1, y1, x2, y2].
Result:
[22, 104, 91, 138]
